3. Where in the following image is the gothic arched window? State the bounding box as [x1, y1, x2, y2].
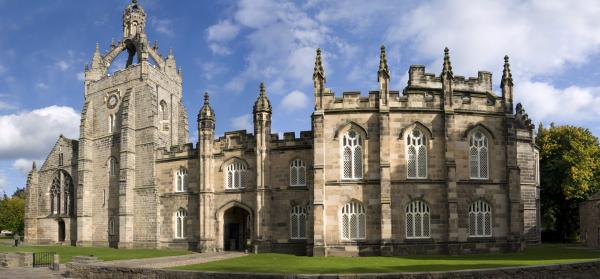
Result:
[341, 130, 363, 180]
[108, 157, 118, 177]
[225, 161, 247, 190]
[290, 205, 307, 239]
[405, 200, 431, 239]
[469, 200, 492, 237]
[469, 131, 489, 179]
[175, 168, 187, 192]
[290, 159, 307, 187]
[50, 181, 60, 215]
[175, 209, 187, 239]
[341, 201, 366, 240]
[406, 129, 427, 178]
[159, 100, 168, 120]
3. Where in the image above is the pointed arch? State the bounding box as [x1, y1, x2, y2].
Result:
[333, 121, 369, 140]
[219, 156, 250, 171]
[399, 121, 433, 140]
[463, 123, 495, 140]
[402, 123, 430, 179]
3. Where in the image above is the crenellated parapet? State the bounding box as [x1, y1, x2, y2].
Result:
[270, 131, 313, 150]
[156, 143, 197, 161]
[214, 130, 256, 153]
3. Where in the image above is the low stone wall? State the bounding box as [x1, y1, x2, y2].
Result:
[0, 252, 33, 268]
[67, 260, 600, 279]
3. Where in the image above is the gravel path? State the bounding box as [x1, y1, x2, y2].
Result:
[95, 251, 246, 269]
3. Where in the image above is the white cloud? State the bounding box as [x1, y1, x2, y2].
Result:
[209, 43, 232, 56]
[36, 82, 49, 89]
[0, 64, 6, 75]
[0, 100, 15, 111]
[55, 60, 70, 71]
[152, 18, 174, 36]
[230, 114, 251, 131]
[0, 106, 80, 160]
[200, 62, 227, 80]
[207, 20, 240, 42]
[76, 72, 85, 81]
[12, 158, 40, 175]
[517, 81, 600, 124]
[280, 90, 308, 111]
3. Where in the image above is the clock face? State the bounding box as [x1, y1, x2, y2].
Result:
[107, 95, 118, 109]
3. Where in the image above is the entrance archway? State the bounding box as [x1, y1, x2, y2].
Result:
[223, 206, 251, 251]
[58, 220, 65, 242]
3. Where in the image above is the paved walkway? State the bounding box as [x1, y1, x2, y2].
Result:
[96, 251, 246, 269]
[0, 265, 70, 279]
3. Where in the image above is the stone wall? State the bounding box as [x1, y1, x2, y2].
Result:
[580, 195, 600, 248]
[66, 260, 600, 279]
[0, 252, 33, 268]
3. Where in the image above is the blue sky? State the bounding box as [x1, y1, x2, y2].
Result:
[2, 0, 600, 195]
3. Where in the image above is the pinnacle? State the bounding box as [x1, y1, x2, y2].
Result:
[259, 82, 266, 96]
[502, 54, 513, 87]
[313, 47, 326, 82]
[378, 44, 390, 79]
[442, 47, 453, 78]
[204, 92, 209, 104]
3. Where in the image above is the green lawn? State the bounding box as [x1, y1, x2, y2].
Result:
[175, 244, 600, 274]
[0, 243, 191, 263]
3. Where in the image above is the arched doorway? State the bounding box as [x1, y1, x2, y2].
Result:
[223, 206, 251, 251]
[58, 220, 65, 242]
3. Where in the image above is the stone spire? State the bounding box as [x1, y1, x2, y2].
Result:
[313, 48, 326, 83]
[442, 47, 453, 79]
[378, 45, 390, 80]
[31, 161, 37, 171]
[501, 55, 513, 88]
[198, 92, 215, 122]
[502, 55, 514, 113]
[253, 82, 272, 113]
[91, 42, 103, 69]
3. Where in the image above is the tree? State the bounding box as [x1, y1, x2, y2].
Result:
[537, 123, 600, 241]
[0, 187, 26, 234]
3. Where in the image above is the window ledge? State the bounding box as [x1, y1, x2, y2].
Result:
[339, 239, 367, 244]
[467, 236, 495, 242]
[289, 238, 308, 242]
[403, 237, 434, 243]
[288, 186, 308, 190]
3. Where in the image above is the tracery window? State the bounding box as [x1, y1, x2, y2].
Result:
[341, 201, 366, 240]
[175, 168, 187, 192]
[405, 200, 431, 239]
[290, 205, 307, 239]
[289, 159, 307, 187]
[469, 200, 492, 237]
[341, 130, 363, 180]
[469, 131, 489, 179]
[225, 161, 247, 190]
[175, 209, 187, 239]
[406, 129, 427, 178]
[50, 181, 60, 215]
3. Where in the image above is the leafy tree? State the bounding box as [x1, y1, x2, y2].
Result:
[537, 123, 600, 241]
[0, 187, 26, 234]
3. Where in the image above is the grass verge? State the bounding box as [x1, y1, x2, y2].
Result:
[174, 244, 600, 274]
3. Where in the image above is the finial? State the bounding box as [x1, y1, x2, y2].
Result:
[204, 92, 209, 104]
[313, 48, 326, 82]
[378, 44, 390, 80]
[32, 161, 37, 171]
[95, 42, 100, 52]
[501, 55, 513, 88]
[442, 47, 453, 78]
[260, 82, 265, 96]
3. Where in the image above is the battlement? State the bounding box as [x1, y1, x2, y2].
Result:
[408, 65, 493, 93]
[270, 131, 313, 149]
[215, 130, 255, 151]
[157, 143, 196, 160]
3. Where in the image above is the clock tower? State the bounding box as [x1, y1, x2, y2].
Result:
[77, 0, 189, 248]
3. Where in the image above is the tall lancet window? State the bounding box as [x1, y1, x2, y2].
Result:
[108, 114, 116, 133]
[341, 130, 363, 180]
[469, 131, 489, 179]
[175, 209, 187, 239]
[175, 168, 187, 192]
[340, 201, 366, 240]
[405, 200, 431, 239]
[406, 129, 427, 178]
[290, 205, 308, 239]
[469, 200, 492, 237]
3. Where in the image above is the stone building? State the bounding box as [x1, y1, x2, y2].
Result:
[24, 0, 540, 256]
[580, 194, 600, 248]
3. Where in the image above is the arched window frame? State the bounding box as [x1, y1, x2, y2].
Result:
[159, 100, 168, 120]
[341, 130, 364, 180]
[469, 200, 493, 237]
[405, 128, 428, 179]
[405, 200, 431, 239]
[340, 201, 366, 241]
[109, 217, 117, 235]
[108, 114, 116, 133]
[290, 205, 308, 239]
[289, 159, 307, 187]
[50, 183, 60, 215]
[225, 161, 247, 190]
[175, 209, 187, 239]
[469, 130, 490, 179]
[175, 168, 187, 192]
